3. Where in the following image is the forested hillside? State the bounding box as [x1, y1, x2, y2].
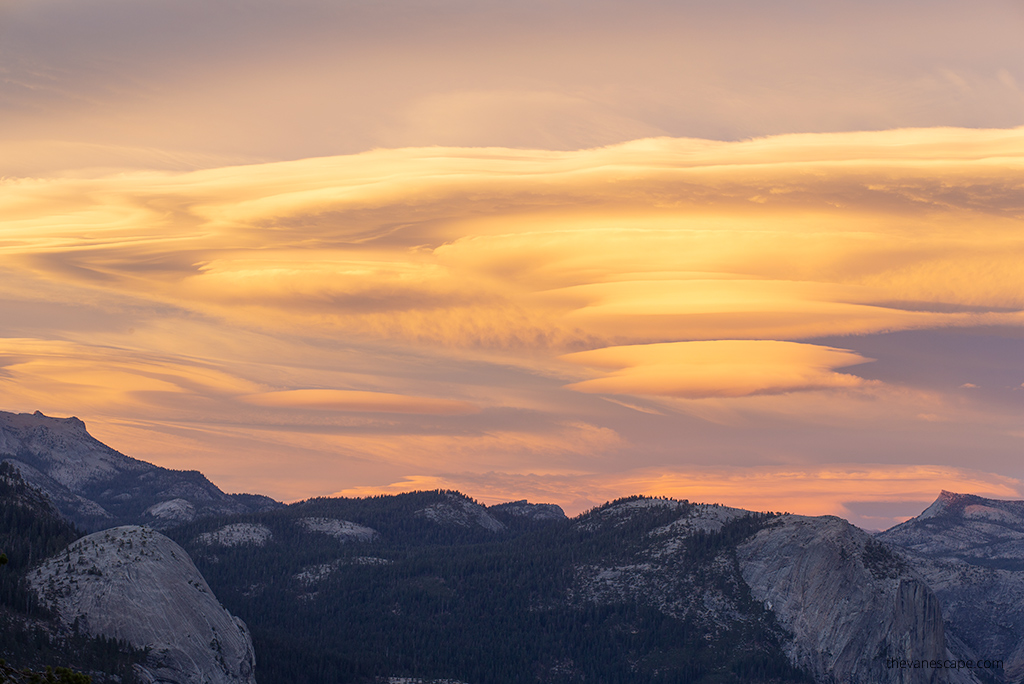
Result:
[167, 491, 810, 684]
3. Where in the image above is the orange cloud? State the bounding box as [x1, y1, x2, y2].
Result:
[561, 340, 871, 398]
[0, 338, 261, 413]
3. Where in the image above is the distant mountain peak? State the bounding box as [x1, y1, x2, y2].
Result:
[1, 408, 281, 530]
[917, 490, 1024, 524]
[918, 490, 968, 519]
[32, 410, 86, 429]
[880, 491, 1024, 681]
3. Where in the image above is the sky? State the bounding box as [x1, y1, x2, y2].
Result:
[2, 0, 1024, 529]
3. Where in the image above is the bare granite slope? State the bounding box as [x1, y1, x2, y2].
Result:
[737, 515, 975, 684]
[29, 525, 257, 684]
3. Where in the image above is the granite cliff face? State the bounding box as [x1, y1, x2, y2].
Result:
[0, 410, 280, 530]
[737, 515, 968, 684]
[881, 491, 1024, 683]
[29, 525, 257, 684]
[568, 500, 964, 684]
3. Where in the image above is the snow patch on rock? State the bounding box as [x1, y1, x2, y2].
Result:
[385, 678, 471, 684]
[604, 498, 685, 514]
[962, 504, 1023, 525]
[576, 496, 688, 532]
[647, 503, 750, 556]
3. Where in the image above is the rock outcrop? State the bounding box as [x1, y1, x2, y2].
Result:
[737, 515, 965, 684]
[414, 493, 505, 532]
[488, 500, 566, 521]
[881, 491, 1024, 682]
[29, 525, 257, 684]
[197, 523, 274, 547]
[297, 517, 379, 542]
[0, 410, 280, 530]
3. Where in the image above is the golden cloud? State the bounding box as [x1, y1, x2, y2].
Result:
[3, 127, 1024, 505]
[0, 338, 261, 412]
[561, 340, 871, 398]
[3, 127, 1023, 358]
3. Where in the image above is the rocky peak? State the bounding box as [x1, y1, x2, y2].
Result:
[915, 490, 1018, 522]
[883, 492, 1024, 559]
[29, 525, 257, 684]
[1, 408, 281, 530]
[31, 411, 87, 432]
[1, 410, 149, 491]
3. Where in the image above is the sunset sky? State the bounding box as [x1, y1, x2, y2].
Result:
[2, 0, 1023, 529]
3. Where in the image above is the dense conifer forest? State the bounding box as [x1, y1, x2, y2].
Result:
[168, 491, 812, 684]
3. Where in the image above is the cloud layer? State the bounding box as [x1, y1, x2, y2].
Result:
[2, 0, 1022, 173]
[3, 126, 1024, 526]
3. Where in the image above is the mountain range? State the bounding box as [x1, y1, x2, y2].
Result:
[1, 409, 1020, 684]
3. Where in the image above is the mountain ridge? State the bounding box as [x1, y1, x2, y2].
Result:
[0, 410, 281, 530]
